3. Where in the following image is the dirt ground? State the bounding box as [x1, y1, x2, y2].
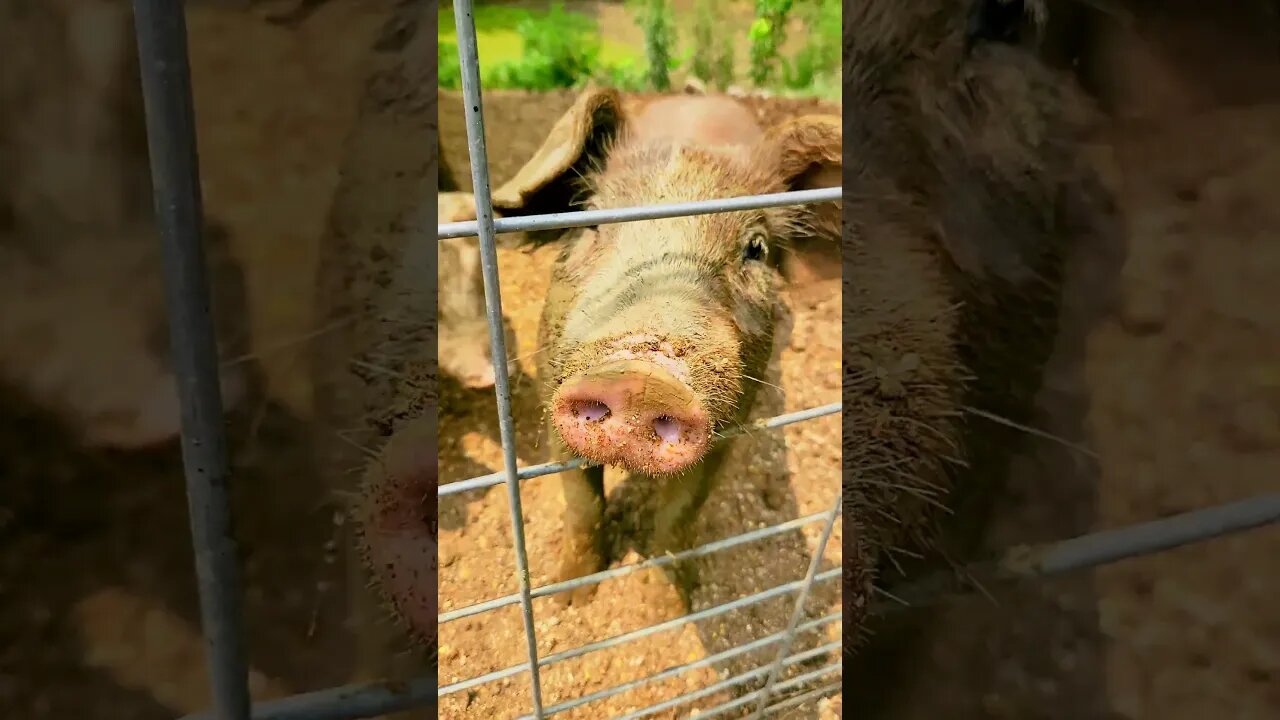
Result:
[2, 3, 1279, 720]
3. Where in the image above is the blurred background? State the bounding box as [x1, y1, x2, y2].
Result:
[438, 0, 840, 100]
[1, 0, 1278, 719]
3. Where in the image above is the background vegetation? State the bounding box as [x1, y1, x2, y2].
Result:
[438, 0, 840, 99]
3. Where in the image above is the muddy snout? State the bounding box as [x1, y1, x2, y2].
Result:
[552, 358, 711, 475]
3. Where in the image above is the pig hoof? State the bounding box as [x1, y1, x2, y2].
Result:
[637, 564, 694, 616]
[553, 554, 605, 607]
[551, 583, 599, 608]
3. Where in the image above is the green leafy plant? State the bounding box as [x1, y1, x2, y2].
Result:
[714, 27, 736, 89]
[483, 3, 601, 90]
[782, 0, 838, 90]
[636, 0, 676, 91]
[439, 39, 462, 90]
[691, 0, 716, 82]
[748, 0, 793, 87]
[599, 57, 649, 92]
[690, 0, 736, 89]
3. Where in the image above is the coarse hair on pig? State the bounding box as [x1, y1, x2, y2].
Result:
[842, 0, 1116, 657]
[480, 87, 842, 607]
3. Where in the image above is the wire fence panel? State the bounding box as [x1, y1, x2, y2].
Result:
[134, 1, 1280, 719]
[438, 511, 832, 624]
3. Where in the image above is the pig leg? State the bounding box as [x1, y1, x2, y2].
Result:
[649, 447, 723, 611]
[551, 420, 607, 607]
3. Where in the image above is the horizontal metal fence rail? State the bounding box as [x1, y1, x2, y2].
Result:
[440, 566, 842, 697]
[873, 492, 1280, 614]
[437, 186, 844, 239]
[438, 508, 833, 623]
[136, 1, 1280, 720]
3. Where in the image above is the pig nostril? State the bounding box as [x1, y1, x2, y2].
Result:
[653, 415, 682, 444]
[573, 400, 611, 422]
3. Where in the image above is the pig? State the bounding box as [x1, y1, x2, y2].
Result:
[312, 0, 440, 684]
[445, 89, 844, 609]
[0, 0, 249, 450]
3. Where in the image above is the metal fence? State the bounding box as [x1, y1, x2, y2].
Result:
[127, 1, 1280, 719]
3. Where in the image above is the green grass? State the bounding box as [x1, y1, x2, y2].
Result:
[439, 5, 636, 71]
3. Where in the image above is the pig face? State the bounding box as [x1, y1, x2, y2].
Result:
[489, 89, 841, 476]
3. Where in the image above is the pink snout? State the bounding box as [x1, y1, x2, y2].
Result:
[551, 359, 711, 476]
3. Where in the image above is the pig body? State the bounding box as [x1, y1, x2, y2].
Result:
[0, 226, 247, 451]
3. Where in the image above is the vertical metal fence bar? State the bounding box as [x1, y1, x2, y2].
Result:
[749, 493, 841, 719]
[451, 0, 546, 717]
[130, 1, 250, 718]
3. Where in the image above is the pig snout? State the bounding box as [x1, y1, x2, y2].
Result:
[551, 350, 711, 476]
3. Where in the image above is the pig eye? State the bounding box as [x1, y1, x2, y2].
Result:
[743, 232, 768, 263]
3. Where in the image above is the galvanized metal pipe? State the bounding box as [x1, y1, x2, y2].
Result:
[693, 664, 842, 720]
[608, 642, 841, 720]
[450, 0, 546, 716]
[438, 569, 840, 697]
[179, 678, 437, 720]
[131, 2, 248, 718]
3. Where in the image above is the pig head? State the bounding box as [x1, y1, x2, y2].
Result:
[480, 89, 840, 605]
[492, 90, 840, 477]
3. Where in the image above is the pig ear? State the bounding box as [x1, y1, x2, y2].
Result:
[490, 87, 627, 228]
[761, 115, 843, 240]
